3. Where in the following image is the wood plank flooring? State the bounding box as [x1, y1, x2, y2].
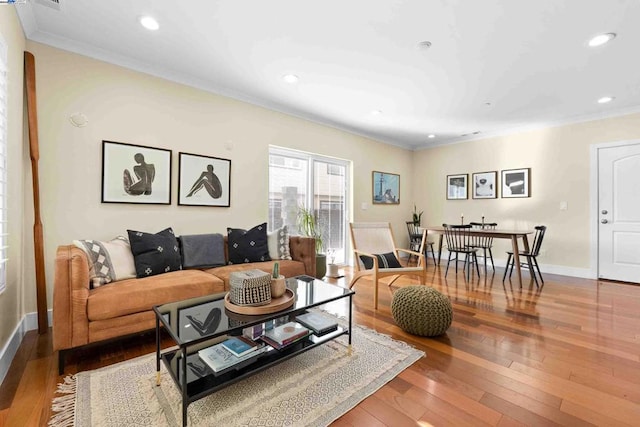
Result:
[1, 264, 639, 426]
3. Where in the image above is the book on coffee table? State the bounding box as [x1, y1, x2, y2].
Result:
[198, 342, 266, 373]
[295, 312, 339, 336]
[260, 321, 310, 349]
[221, 336, 260, 357]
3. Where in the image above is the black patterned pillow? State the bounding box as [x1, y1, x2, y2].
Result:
[227, 223, 271, 264]
[359, 252, 402, 270]
[127, 227, 182, 278]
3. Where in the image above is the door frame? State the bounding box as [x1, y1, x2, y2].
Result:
[589, 139, 640, 280]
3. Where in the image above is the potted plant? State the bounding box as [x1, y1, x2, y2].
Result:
[297, 206, 326, 279]
[412, 204, 423, 225]
[326, 248, 339, 278]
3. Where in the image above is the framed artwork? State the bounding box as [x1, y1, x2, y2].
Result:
[178, 152, 231, 207]
[101, 140, 171, 204]
[472, 171, 497, 199]
[501, 168, 531, 198]
[446, 174, 468, 200]
[372, 171, 400, 204]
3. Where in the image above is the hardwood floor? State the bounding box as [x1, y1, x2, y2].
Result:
[1, 264, 640, 426]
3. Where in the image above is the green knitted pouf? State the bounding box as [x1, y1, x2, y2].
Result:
[391, 286, 452, 336]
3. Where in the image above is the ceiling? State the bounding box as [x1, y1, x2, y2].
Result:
[15, 0, 640, 150]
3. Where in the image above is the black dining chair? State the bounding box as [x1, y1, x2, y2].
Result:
[469, 222, 497, 273]
[442, 224, 480, 280]
[406, 221, 437, 266]
[503, 225, 547, 287]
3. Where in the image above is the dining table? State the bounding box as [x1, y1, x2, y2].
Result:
[419, 226, 534, 286]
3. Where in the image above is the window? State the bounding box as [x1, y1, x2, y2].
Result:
[268, 147, 350, 264]
[0, 38, 7, 294]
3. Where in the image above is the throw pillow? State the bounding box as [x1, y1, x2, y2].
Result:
[179, 233, 226, 269]
[267, 225, 292, 260]
[72, 236, 136, 288]
[359, 252, 402, 270]
[127, 227, 182, 278]
[227, 223, 271, 264]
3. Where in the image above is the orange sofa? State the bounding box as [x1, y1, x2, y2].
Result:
[53, 236, 316, 373]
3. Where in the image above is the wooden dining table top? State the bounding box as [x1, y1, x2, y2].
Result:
[420, 226, 533, 238]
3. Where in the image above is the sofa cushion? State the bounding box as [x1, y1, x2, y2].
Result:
[72, 236, 136, 288]
[179, 233, 226, 269]
[87, 270, 224, 321]
[206, 259, 306, 289]
[227, 223, 271, 264]
[267, 225, 292, 260]
[127, 227, 182, 278]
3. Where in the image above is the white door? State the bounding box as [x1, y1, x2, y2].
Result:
[598, 143, 640, 283]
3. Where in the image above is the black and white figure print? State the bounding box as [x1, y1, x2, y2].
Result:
[178, 300, 228, 341]
[446, 174, 468, 200]
[472, 171, 497, 199]
[178, 152, 231, 207]
[501, 168, 531, 198]
[101, 141, 171, 204]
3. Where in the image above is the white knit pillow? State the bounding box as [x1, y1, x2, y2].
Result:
[267, 225, 292, 260]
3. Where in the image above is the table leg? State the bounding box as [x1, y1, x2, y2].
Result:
[155, 317, 161, 386]
[437, 234, 443, 265]
[511, 236, 523, 287]
[521, 235, 535, 284]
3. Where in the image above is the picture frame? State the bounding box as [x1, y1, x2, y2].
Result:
[372, 171, 400, 204]
[501, 168, 531, 198]
[101, 140, 171, 204]
[178, 152, 231, 207]
[446, 174, 468, 200]
[472, 171, 497, 199]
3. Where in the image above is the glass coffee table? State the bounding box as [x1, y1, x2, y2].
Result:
[153, 275, 355, 426]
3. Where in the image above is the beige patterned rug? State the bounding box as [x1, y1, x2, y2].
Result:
[49, 325, 424, 426]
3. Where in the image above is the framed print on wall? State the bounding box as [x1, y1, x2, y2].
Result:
[446, 174, 468, 200]
[372, 171, 400, 204]
[501, 168, 531, 198]
[101, 140, 172, 204]
[178, 152, 231, 207]
[472, 171, 497, 199]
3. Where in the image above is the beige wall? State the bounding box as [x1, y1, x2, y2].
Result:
[0, 8, 26, 351]
[23, 42, 414, 313]
[412, 113, 640, 273]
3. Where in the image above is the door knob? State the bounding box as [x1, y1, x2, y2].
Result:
[601, 209, 608, 215]
[601, 219, 608, 224]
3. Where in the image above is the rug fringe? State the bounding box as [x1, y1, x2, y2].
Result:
[48, 375, 77, 427]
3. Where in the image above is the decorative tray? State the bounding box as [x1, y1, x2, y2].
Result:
[224, 288, 295, 315]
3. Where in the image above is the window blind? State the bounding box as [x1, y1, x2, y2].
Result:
[0, 39, 8, 294]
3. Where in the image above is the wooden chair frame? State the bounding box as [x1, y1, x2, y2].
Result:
[349, 222, 427, 309]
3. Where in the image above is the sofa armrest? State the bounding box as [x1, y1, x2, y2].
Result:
[288, 236, 316, 278]
[53, 245, 91, 351]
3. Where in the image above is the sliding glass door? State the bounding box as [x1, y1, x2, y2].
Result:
[268, 148, 349, 264]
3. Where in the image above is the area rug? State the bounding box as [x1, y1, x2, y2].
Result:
[49, 324, 424, 426]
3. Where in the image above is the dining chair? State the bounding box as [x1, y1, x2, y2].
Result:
[469, 221, 497, 273]
[442, 224, 480, 280]
[503, 225, 547, 287]
[406, 221, 437, 266]
[349, 222, 427, 309]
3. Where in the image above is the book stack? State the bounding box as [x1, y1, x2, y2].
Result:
[295, 312, 339, 336]
[260, 321, 310, 350]
[198, 339, 266, 373]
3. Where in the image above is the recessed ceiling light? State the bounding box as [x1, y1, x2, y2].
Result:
[597, 96, 615, 104]
[427, 134, 436, 139]
[588, 32, 616, 47]
[417, 41, 432, 50]
[139, 16, 159, 31]
[371, 110, 383, 115]
[282, 74, 299, 84]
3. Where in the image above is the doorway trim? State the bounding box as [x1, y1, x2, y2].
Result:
[589, 139, 640, 280]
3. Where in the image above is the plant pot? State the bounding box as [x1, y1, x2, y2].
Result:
[315, 254, 327, 279]
[327, 263, 339, 278]
[270, 275, 287, 298]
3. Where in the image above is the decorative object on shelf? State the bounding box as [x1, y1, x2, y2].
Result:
[270, 262, 286, 298]
[501, 168, 531, 198]
[229, 269, 272, 306]
[446, 173, 468, 200]
[372, 171, 400, 204]
[297, 206, 326, 279]
[101, 140, 172, 204]
[412, 204, 423, 225]
[472, 171, 497, 199]
[178, 152, 231, 207]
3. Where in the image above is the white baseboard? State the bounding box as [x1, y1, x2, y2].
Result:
[0, 309, 53, 387]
